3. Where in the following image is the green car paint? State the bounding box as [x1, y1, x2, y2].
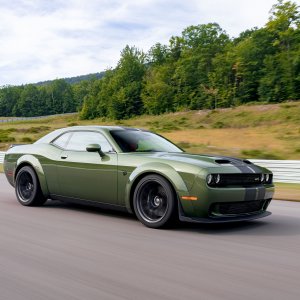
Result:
[4, 126, 274, 223]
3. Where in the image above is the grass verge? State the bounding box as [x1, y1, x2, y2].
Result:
[274, 183, 300, 202]
[1, 101, 300, 158]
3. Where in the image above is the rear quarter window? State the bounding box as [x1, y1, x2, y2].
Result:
[52, 132, 72, 149]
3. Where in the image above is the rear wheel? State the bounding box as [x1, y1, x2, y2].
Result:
[15, 166, 47, 206]
[133, 175, 177, 228]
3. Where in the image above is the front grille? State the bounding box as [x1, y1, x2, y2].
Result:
[219, 174, 263, 186]
[210, 200, 266, 216]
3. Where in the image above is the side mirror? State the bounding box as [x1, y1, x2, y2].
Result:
[86, 144, 105, 157]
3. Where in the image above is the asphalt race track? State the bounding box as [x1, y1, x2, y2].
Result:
[0, 174, 299, 300]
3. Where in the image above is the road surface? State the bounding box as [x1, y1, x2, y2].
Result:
[0, 174, 299, 300]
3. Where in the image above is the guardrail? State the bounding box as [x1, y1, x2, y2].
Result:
[0, 112, 77, 123]
[0, 152, 299, 183]
[249, 159, 300, 184]
[0, 151, 4, 164]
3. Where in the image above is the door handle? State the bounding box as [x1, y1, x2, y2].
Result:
[61, 155, 68, 159]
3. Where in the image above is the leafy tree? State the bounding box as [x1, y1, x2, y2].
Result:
[0, 86, 23, 116]
[147, 43, 169, 65]
[231, 28, 277, 103]
[107, 46, 146, 119]
[172, 23, 230, 109]
[13, 84, 41, 116]
[80, 46, 146, 120]
[73, 80, 93, 111]
[142, 64, 175, 114]
[259, 0, 300, 101]
[45, 79, 74, 114]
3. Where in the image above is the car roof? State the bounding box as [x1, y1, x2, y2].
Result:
[34, 125, 143, 144]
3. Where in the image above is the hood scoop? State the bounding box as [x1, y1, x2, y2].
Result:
[243, 159, 252, 164]
[215, 159, 231, 164]
[215, 159, 253, 165]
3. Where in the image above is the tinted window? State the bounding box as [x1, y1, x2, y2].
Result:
[52, 132, 72, 148]
[66, 131, 113, 152]
[110, 130, 182, 153]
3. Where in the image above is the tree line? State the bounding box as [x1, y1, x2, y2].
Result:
[0, 79, 93, 117]
[35, 72, 105, 86]
[0, 1, 299, 119]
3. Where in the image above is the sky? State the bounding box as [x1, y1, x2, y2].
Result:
[0, 0, 298, 86]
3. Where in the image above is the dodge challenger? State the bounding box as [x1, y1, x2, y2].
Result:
[4, 126, 274, 228]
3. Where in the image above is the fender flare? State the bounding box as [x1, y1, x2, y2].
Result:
[16, 155, 49, 197]
[124, 162, 189, 213]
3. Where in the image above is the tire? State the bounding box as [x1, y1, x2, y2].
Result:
[15, 166, 47, 206]
[133, 174, 177, 228]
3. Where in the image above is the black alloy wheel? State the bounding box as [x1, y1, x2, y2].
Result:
[133, 174, 177, 228]
[15, 166, 47, 206]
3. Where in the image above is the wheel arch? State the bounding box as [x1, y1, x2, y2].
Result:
[15, 155, 49, 197]
[125, 163, 189, 214]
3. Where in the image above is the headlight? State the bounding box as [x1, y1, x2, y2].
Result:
[207, 174, 213, 185]
[206, 174, 222, 186]
[264, 173, 273, 184]
[261, 173, 272, 184]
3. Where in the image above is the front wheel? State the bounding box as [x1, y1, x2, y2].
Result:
[133, 175, 177, 228]
[15, 166, 47, 206]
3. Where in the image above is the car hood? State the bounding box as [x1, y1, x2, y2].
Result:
[143, 152, 259, 170]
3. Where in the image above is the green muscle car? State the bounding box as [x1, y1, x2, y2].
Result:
[4, 126, 274, 228]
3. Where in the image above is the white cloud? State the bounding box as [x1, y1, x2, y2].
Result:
[0, 0, 298, 85]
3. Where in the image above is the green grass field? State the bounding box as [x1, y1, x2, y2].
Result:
[1, 101, 300, 159]
[274, 182, 300, 201]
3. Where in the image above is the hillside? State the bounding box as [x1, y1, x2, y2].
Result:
[35, 72, 105, 86]
[0, 101, 299, 159]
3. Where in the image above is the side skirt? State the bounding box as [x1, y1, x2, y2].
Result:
[50, 194, 129, 213]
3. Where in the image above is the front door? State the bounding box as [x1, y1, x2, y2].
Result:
[54, 131, 118, 205]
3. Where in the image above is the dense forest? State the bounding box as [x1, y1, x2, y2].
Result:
[0, 0, 299, 119]
[0, 79, 88, 117]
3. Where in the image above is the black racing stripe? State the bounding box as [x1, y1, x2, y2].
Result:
[257, 186, 266, 200]
[244, 186, 266, 201]
[216, 156, 249, 173]
[236, 165, 254, 173]
[244, 187, 257, 201]
[206, 154, 263, 174]
[231, 161, 262, 175]
[212, 155, 258, 174]
[246, 164, 262, 173]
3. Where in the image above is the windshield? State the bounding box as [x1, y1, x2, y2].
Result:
[110, 130, 183, 153]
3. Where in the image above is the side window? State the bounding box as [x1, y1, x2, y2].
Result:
[66, 131, 113, 152]
[52, 132, 72, 149]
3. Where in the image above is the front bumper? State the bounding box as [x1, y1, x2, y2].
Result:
[179, 179, 275, 218]
[179, 210, 271, 224]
